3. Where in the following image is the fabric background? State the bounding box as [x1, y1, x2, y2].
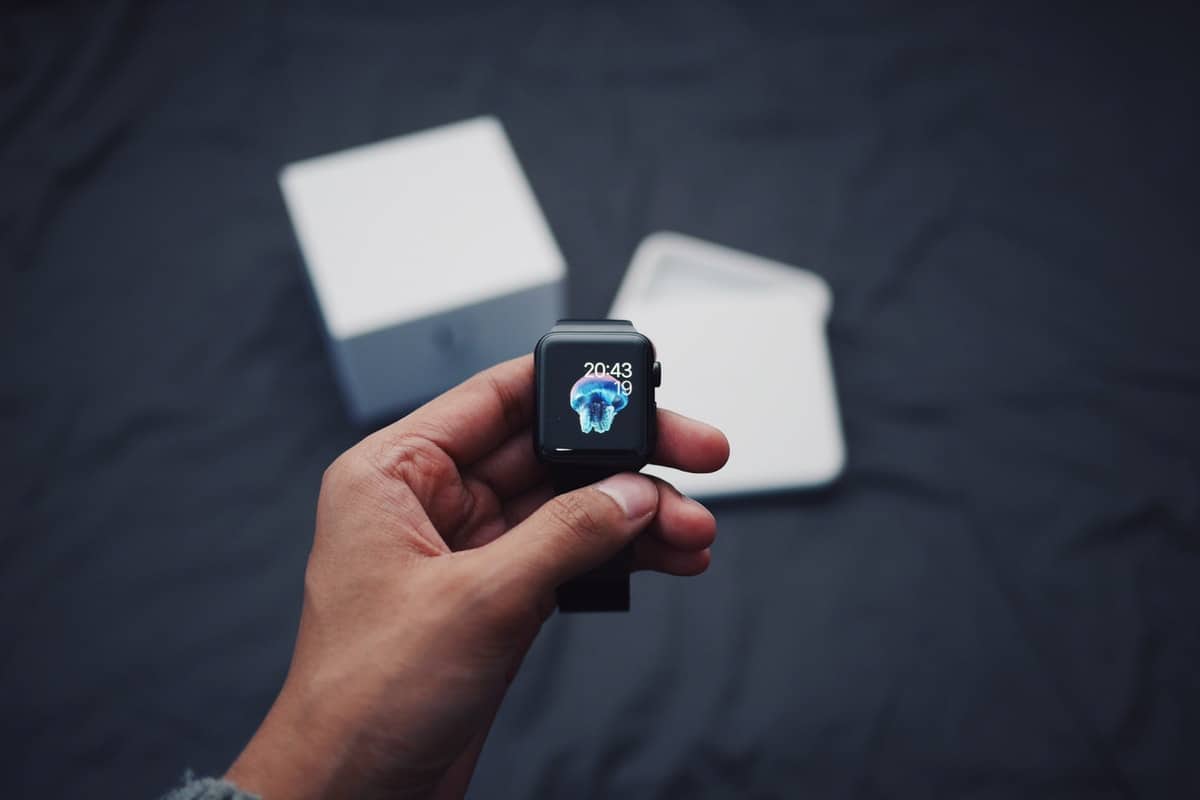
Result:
[2, 2, 1198, 797]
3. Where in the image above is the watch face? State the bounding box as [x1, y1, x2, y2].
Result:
[535, 331, 654, 463]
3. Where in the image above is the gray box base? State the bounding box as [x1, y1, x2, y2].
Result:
[328, 281, 563, 425]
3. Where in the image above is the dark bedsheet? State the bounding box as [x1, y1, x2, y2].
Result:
[3, 3, 1198, 797]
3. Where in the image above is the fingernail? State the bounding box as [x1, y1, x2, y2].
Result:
[594, 473, 658, 519]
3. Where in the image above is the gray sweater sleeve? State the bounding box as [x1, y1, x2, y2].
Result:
[160, 772, 260, 800]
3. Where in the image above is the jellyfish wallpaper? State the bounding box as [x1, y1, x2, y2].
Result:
[570, 373, 628, 433]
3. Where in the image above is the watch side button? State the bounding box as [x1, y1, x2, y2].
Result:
[652, 361, 662, 387]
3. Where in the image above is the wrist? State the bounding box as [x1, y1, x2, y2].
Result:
[226, 681, 367, 800]
[227, 676, 452, 800]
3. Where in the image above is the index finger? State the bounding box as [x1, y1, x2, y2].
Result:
[370, 354, 535, 465]
[467, 406, 729, 500]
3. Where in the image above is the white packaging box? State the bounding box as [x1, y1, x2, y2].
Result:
[280, 116, 566, 423]
[612, 232, 845, 497]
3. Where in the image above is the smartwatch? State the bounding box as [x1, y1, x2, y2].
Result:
[534, 319, 661, 612]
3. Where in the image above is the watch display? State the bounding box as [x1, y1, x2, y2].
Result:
[535, 331, 654, 461]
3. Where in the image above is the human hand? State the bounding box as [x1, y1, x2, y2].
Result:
[225, 355, 729, 799]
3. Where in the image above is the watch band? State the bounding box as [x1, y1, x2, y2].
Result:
[553, 465, 635, 612]
[549, 319, 639, 613]
[551, 318, 636, 332]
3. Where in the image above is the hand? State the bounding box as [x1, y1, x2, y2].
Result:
[225, 355, 729, 799]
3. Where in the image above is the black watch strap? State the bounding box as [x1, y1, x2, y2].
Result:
[549, 319, 640, 613]
[551, 318, 636, 332]
[553, 465, 635, 612]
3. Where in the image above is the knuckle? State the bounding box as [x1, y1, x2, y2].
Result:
[374, 430, 475, 527]
[325, 430, 446, 498]
[320, 450, 373, 496]
[375, 431, 428, 482]
[375, 430, 454, 488]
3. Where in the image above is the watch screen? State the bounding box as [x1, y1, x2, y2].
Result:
[537, 333, 651, 457]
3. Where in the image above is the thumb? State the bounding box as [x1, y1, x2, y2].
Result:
[485, 473, 659, 595]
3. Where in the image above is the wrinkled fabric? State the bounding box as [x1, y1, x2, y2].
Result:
[2, 2, 1198, 798]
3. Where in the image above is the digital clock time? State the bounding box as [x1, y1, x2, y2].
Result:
[583, 361, 633, 396]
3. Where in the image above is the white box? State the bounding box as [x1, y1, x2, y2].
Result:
[612, 232, 845, 497]
[280, 116, 565, 423]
